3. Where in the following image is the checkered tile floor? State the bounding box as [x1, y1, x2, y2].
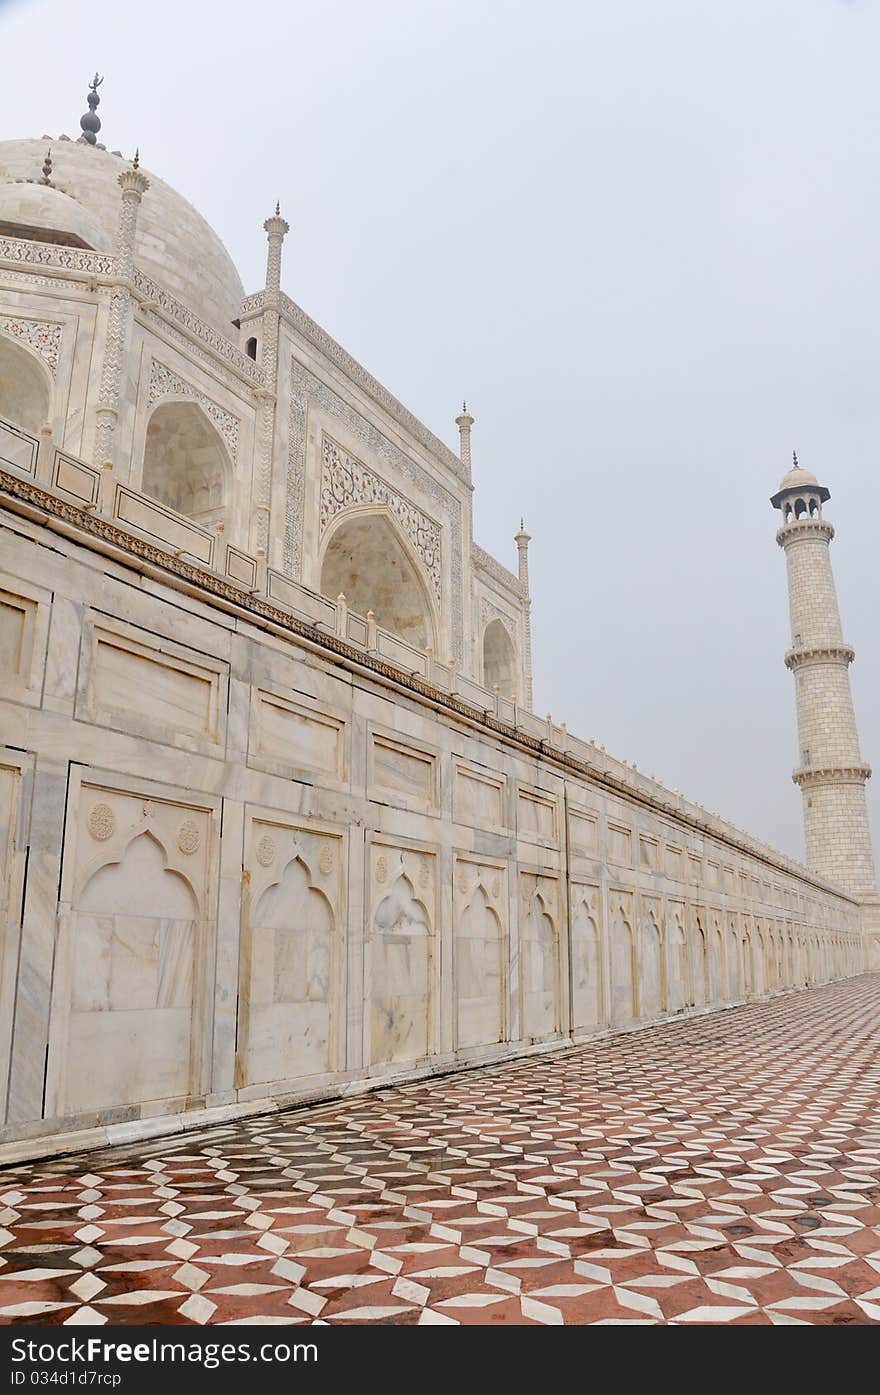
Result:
[1, 976, 880, 1325]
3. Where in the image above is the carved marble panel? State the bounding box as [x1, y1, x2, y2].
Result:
[369, 730, 438, 811]
[454, 761, 507, 830]
[0, 573, 50, 708]
[664, 843, 684, 881]
[238, 816, 343, 1087]
[568, 810, 599, 858]
[608, 822, 633, 867]
[76, 615, 227, 754]
[609, 890, 636, 1026]
[0, 757, 28, 1122]
[454, 858, 506, 1051]
[250, 688, 346, 782]
[368, 843, 436, 1067]
[638, 897, 664, 1019]
[47, 782, 214, 1117]
[517, 785, 557, 842]
[570, 881, 602, 1031]
[666, 902, 688, 1012]
[518, 871, 560, 1041]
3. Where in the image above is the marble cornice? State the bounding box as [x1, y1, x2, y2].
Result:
[0, 465, 862, 906]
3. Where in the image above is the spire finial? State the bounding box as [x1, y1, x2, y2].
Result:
[40, 147, 53, 184]
[793, 449, 799, 469]
[132, 148, 140, 169]
[80, 73, 104, 145]
[275, 200, 280, 216]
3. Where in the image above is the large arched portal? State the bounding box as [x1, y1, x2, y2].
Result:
[320, 512, 436, 651]
[0, 335, 51, 436]
[482, 619, 517, 700]
[141, 401, 230, 528]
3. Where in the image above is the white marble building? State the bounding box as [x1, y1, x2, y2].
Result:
[0, 88, 874, 1161]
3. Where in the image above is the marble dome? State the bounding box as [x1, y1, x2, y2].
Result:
[771, 462, 830, 507]
[0, 137, 244, 336]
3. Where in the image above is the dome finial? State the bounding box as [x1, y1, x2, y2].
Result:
[793, 449, 798, 469]
[80, 72, 104, 145]
[40, 147, 53, 185]
[132, 148, 140, 169]
[275, 199, 280, 216]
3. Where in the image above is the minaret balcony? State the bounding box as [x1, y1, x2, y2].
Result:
[792, 762, 872, 789]
[785, 642, 855, 671]
[776, 518, 835, 547]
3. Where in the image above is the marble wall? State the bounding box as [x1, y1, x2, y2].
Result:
[0, 503, 868, 1160]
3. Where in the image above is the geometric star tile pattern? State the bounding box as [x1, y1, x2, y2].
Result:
[1, 975, 880, 1325]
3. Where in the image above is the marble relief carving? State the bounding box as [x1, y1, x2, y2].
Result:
[49, 786, 212, 1118]
[609, 892, 637, 1026]
[148, 360, 240, 459]
[666, 904, 688, 1012]
[0, 316, 63, 375]
[238, 819, 342, 1088]
[639, 900, 664, 1020]
[0, 234, 113, 276]
[570, 882, 602, 1031]
[369, 845, 436, 1067]
[478, 596, 517, 642]
[320, 434, 442, 603]
[454, 859, 506, 1051]
[284, 360, 465, 663]
[519, 871, 560, 1041]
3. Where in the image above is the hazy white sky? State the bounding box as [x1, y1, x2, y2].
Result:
[3, 0, 878, 863]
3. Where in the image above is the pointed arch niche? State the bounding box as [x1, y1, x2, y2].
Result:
[59, 827, 202, 1116]
[370, 860, 434, 1067]
[0, 333, 51, 436]
[610, 901, 636, 1026]
[482, 619, 517, 700]
[520, 877, 560, 1041]
[454, 864, 505, 1051]
[319, 510, 438, 652]
[639, 909, 664, 1019]
[570, 884, 602, 1031]
[244, 850, 336, 1085]
[666, 909, 688, 1014]
[141, 399, 230, 529]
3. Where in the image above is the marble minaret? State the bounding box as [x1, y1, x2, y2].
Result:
[772, 456, 876, 894]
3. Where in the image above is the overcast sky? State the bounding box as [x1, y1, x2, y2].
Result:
[3, 0, 879, 864]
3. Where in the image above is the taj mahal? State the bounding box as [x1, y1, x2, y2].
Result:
[0, 80, 877, 1164]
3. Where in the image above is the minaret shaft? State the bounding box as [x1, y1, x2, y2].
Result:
[772, 463, 875, 895]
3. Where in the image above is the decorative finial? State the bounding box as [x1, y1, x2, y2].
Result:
[40, 148, 53, 184]
[80, 73, 104, 146]
[132, 148, 139, 169]
[520, 517, 524, 531]
[275, 200, 280, 216]
[793, 449, 799, 469]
